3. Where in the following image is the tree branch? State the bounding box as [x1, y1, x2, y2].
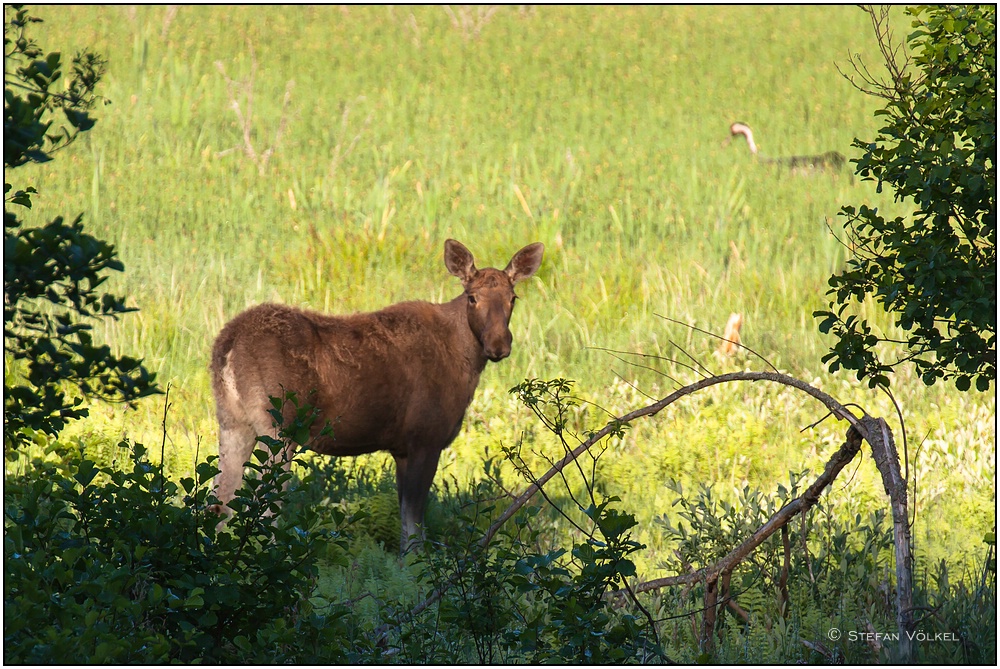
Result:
[629, 425, 863, 593]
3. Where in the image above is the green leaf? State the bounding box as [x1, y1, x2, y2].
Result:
[74, 459, 98, 487]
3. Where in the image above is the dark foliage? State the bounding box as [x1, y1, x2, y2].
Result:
[4, 393, 357, 663]
[817, 5, 996, 391]
[4, 5, 159, 450]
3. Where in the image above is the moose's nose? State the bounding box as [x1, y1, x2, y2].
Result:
[483, 330, 512, 362]
[486, 348, 510, 362]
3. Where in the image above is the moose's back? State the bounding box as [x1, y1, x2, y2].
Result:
[211, 299, 482, 457]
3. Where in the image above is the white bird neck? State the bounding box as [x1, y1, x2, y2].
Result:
[731, 122, 759, 155]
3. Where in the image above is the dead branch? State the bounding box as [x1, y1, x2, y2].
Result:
[376, 371, 863, 642]
[701, 577, 719, 651]
[629, 416, 913, 659]
[629, 425, 864, 594]
[778, 524, 791, 618]
[374, 369, 913, 660]
[802, 512, 815, 583]
[718, 569, 735, 631]
[863, 413, 914, 659]
[727, 596, 750, 624]
[643, 425, 864, 653]
[482, 370, 863, 551]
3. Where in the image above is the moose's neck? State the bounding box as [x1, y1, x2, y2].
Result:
[442, 294, 490, 376]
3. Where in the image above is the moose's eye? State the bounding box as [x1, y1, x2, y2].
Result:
[468, 294, 477, 305]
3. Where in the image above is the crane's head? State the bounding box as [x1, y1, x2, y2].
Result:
[727, 121, 758, 155]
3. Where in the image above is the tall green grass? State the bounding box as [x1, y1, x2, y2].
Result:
[13, 6, 994, 575]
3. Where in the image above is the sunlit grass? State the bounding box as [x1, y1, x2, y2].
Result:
[12, 5, 994, 574]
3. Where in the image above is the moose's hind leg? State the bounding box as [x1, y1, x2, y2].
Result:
[211, 416, 258, 520]
[214, 391, 298, 519]
[210, 363, 276, 521]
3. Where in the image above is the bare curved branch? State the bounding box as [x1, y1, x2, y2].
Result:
[377, 370, 881, 645]
[628, 425, 863, 594]
[481, 370, 864, 548]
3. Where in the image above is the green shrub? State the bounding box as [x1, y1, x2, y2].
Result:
[4, 5, 159, 451]
[817, 5, 996, 391]
[655, 472, 996, 663]
[4, 393, 357, 663]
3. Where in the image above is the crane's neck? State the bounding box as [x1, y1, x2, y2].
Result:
[731, 122, 758, 155]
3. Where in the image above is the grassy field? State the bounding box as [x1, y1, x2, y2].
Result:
[11, 4, 994, 607]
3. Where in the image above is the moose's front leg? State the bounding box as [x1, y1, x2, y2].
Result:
[393, 446, 443, 553]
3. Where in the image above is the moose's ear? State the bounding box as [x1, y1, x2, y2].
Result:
[505, 242, 544, 283]
[444, 239, 477, 283]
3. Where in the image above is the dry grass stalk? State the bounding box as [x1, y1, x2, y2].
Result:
[215, 38, 296, 176]
[443, 5, 500, 40]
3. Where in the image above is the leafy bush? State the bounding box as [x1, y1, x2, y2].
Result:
[4, 4, 158, 451]
[817, 5, 996, 391]
[394, 489, 662, 663]
[394, 377, 663, 662]
[4, 373, 992, 664]
[655, 473, 996, 663]
[4, 394, 356, 663]
[506, 499, 661, 663]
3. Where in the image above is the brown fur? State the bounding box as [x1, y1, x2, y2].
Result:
[210, 239, 544, 552]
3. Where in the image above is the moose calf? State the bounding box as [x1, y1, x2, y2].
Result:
[210, 239, 544, 552]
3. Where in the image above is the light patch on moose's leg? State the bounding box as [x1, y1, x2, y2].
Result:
[210, 422, 253, 529]
[220, 353, 242, 406]
[211, 352, 258, 523]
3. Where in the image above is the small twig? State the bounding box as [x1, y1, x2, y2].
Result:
[611, 370, 660, 404]
[778, 524, 791, 617]
[879, 384, 908, 499]
[801, 408, 839, 432]
[802, 402, 868, 432]
[532, 449, 592, 536]
[836, 448, 865, 493]
[668, 338, 714, 379]
[802, 511, 815, 584]
[158, 384, 172, 524]
[329, 102, 373, 177]
[214, 37, 294, 174]
[588, 345, 690, 386]
[257, 79, 296, 175]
